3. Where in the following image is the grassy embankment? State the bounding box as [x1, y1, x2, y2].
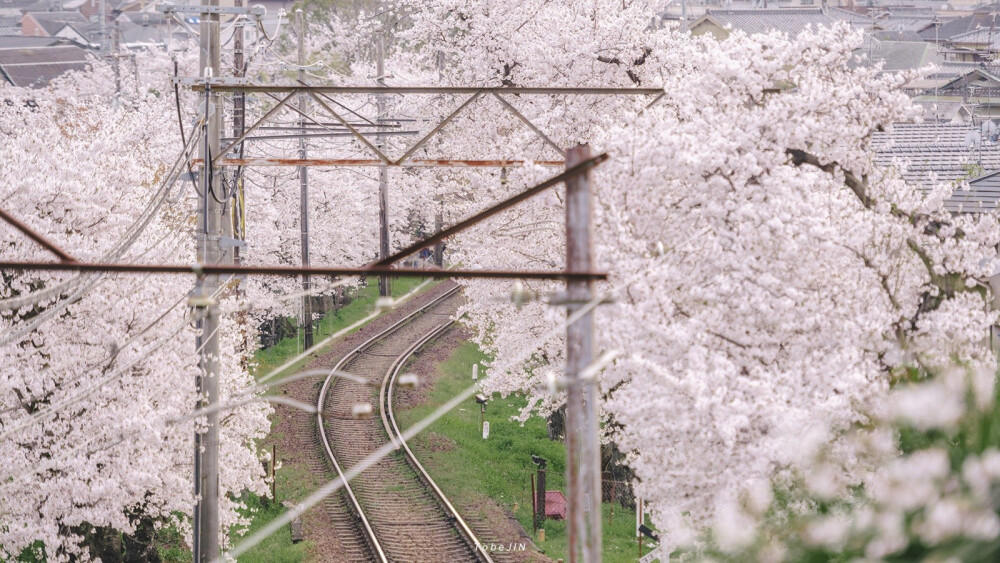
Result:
[395, 341, 643, 563]
[158, 277, 430, 562]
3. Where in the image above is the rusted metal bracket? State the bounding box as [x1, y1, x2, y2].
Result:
[0, 208, 76, 263]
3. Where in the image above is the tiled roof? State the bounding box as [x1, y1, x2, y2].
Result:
[0, 34, 61, 47]
[919, 12, 1000, 42]
[827, 6, 876, 28]
[700, 8, 839, 38]
[951, 169, 1000, 213]
[26, 11, 87, 36]
[872, 30, 924, 42]
[911, 100, 971, 122]
[873, 123, 1000, 213]
[117, 11, 169, 26]
[865, 40, 940, 71]
[0, 43, 89, 87]
[0, 0, 38, 12]
[118, 21, 168, 45]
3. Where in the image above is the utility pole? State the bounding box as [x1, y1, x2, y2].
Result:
[564, 144, 599, 562]
[193, 0, 224, 560]
[112, 13, 121, 96]
[99, 0, 107, 55]
[233, 0, 245, 251]
[297, 9, 313, 349]
[376, 36, 390, 296]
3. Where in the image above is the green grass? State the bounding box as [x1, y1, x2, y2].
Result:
[157, 277, 433, 562]
[227, 464, 321, 563]
[396, 341, 643, 562]
[252, 276, 429, 379]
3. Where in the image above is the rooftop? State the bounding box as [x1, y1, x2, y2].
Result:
[696, 8, 842, 38]
[873, 122, 1000, 212]
[0, 42, 89, 87]
[24, 10, 87, 36]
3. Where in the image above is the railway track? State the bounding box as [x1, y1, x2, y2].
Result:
[316, 284, 493, 562]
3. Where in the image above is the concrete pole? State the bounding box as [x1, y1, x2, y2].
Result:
[564, 144, 599, 562]
[194, 3, 223, 560]
[297, 9, 313, 349]
[376, 36, 390, 296]
[113, 16, 121, 96]
[99, 0, 107, 55]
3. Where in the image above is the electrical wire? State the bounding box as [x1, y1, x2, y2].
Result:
[0, 126, 203, 313]
[255, 10, 285, 44]
[0, 275, 235, 444]
[175, 58, 204, 199]
[0, 225, 190, 347]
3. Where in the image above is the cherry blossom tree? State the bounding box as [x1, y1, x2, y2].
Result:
[0, 59, 276, 560]
[368, 0, 1000, 542]
[6, 0, 1000, 557]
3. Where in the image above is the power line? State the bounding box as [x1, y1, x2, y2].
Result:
[0, 127, 203, 313]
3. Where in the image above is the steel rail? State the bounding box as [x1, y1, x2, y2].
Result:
[315, 285, 462, 563]
[382, 319, 495, 563]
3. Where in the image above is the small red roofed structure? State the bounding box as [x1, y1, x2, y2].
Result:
[545, 491, 567, 520]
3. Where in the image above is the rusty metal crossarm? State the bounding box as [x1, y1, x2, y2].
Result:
[307, 92, 393, 164]
[261, 92, 367, 145]
[0, 261, 607, 281]
[372, 152, 609, 267]
[213, 91, 297, 164]
[197, 158, 565, 168]
[188, 84, 665, 96]
[0, 208, 77, 263]
[394, 92, 482, 165]
[492, 93, 566, 158]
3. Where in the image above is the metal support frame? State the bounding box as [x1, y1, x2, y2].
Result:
[492, 93, 566, 158]
[194, 83, 658, 169]
[0, 259, 606, 281]
[215, 92, 297, 164]
[374, 153, 607, 267]
[197, 158, 565, 167]
[297, 9, 313, 349]
[157, 4, 255, 15]
[0, 208, 76, 262]
[183, 83, 664, 95]
[2, 69, 657, 560]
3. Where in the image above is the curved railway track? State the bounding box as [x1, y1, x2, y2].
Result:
[316, 285, 493, 562]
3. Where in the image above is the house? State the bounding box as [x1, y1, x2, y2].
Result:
[932, 67, 1000, 116]
[687, 7, 874, 39]
[0, 40, 89, 87]
[0, 0, 39, 18]
[947, 168, 1000, 213]
[875, 6, 938, 33]
[20, 10, 87, 38]
[944, 28, 1000, 62]
[689, 8, 839, 39]
[911, 100, 974, 124]
[872, 122, 1000, 212]
[918, 5, 1000, 44]
[0, 13, 20, 34]
[861, 39, 941, 72]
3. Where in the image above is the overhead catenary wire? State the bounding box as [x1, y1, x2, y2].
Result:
[0, 274, 236, 444]
[0, 232, 195, 409]
[0, 125, 203, 313]
[0, 223, 192, 347]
